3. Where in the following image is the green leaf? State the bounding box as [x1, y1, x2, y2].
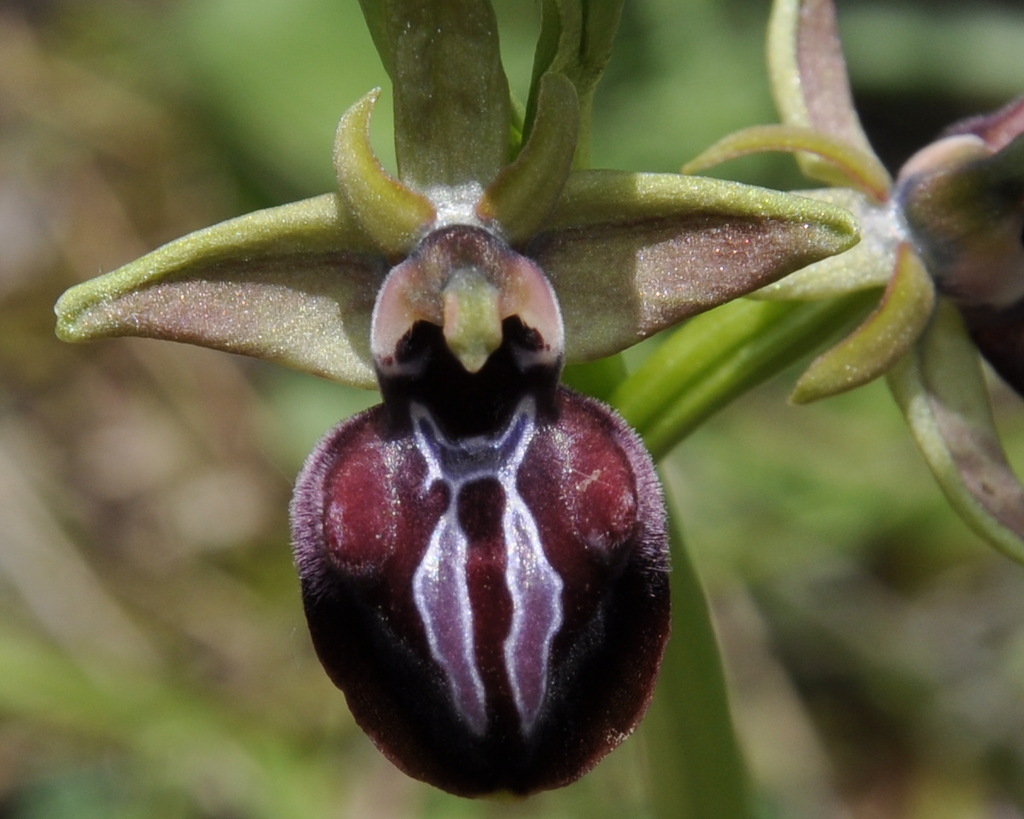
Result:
[613, 293, 875, 459]
[358, 0, 511, 188]
[526, 170, 859, 362]
[642, 508, 753, 819]
[888, 300, 1024, 561]
[55, 195, 386, 389]
[792, 243, 935, 403]
[767, 0, 888, 189]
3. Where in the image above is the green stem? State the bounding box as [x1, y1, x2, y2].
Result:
[563, 353, 628, 403]
[643, 503, 752, 819]
[613, 292, 876, 460]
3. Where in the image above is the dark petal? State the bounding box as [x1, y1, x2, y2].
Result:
[961, 300, 1024, 396]
[289, 387, 669, 796]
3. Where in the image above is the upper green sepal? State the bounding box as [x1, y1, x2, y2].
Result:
[358, 0, 511, 189]
[55, 194, 386, 389]
[767, 0, 886, 189]
[525, 0, 624, 165]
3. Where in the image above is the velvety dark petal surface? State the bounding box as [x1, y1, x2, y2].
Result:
[290, 387, 669, 796]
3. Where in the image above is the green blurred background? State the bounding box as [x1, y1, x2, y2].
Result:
[3, 0, 1024, 816]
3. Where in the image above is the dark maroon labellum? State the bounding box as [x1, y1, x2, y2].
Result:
[291, 385, 669, 795]
[290, 224, 669, 796]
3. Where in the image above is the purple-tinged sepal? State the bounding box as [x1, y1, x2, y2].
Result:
[888, 300, 1024, 559]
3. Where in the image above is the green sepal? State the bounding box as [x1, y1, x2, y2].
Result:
[767, 0, 886, 190]
[888, 300, 1024, 561]
[752, 188, 897, 300]
[791, 243, 935, 403]
[358, 0, 510, 189]
[55, 194, 385, 389]
[478, 72, 579, 244]
[333, 89, 437, 257]
[525, 170, 859, 362]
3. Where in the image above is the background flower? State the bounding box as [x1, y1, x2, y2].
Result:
[685, 0, 1024, 563]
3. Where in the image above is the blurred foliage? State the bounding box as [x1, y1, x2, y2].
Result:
[3, 0, 1024, 817]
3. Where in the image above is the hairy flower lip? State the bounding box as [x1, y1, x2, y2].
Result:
[290, 383, 670, 797]
[49, 0, 870, 799]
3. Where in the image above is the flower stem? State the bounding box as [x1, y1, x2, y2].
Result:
[613, 292, 876, 460]
[643, 505, 752, 819]
[563, 354, 629, 403]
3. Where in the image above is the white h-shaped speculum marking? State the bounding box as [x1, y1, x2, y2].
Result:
[410, 399, 564, 736]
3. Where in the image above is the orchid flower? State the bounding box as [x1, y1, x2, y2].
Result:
[53, 0, 856, 797]
[685, 0, 1024, 561]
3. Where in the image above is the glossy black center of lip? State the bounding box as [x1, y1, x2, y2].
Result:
[378, 315, 560, 439]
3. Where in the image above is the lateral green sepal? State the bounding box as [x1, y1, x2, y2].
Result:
[55, 194, 386, 388]
[526, 170, 859, 362]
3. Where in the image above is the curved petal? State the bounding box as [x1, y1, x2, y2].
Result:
[55, 194, 386, 388]
[753, 188, 899, 300]
[767, 0, 886, 189]
[524, 0, 623, 164]
[888, 300, 1024, 561]
[526, 170, 859, 362]
[359, 0, 510, 188]
[478, 72, 579, 245]
[683, 124, 890, 203]
[791, 243, 935, 403]
[334, 89, 436, 257]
